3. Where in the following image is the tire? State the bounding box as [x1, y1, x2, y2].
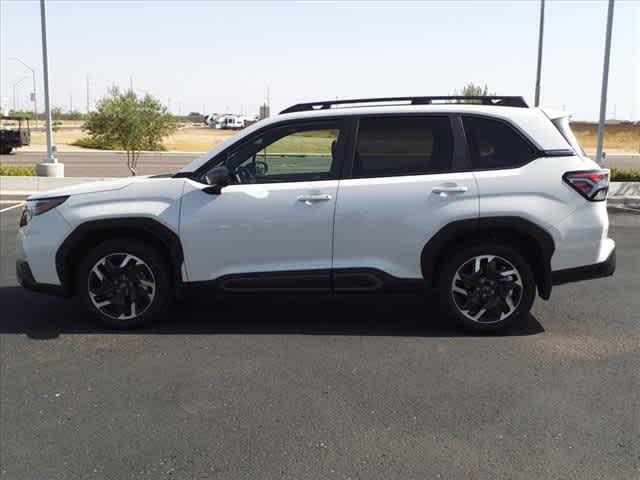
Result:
[0, 146, 12, 154]
[76, 238, 173, 329]
[438, 243, 536, 332]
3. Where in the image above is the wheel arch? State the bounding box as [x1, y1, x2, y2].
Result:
[55, 217, 185, 296]
[421, 217, 555, 299]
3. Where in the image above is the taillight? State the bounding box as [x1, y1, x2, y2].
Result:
[563, 170, 609, 201]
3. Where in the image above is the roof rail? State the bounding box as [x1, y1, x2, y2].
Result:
[280, 96, 528, 114]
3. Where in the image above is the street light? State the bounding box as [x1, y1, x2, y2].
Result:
[11, 76, 29, 112]
[37, 0, 64, 177]
[596, 0, 615, 166]
[10, 57, 38, 128]
[534, 0, 545, 107]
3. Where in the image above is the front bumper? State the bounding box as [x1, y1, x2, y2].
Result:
[16, 260, 69, 297]
[551, 247, 616, 286]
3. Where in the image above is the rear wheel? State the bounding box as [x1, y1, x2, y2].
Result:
[0, 146, 13, 154]
[76, 239, 172, 328]
[438, 243, 535, 332]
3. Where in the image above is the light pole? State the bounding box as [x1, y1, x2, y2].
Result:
[37, 0, 64, 177]
[595, 0, 615, 166]
[12, 76, 28, 112]
[10, 57, 38, 128]
[534, 0, 545, 107]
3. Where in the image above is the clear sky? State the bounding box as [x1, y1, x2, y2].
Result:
[1, 0, 638, 121]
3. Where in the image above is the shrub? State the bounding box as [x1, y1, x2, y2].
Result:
[0, 166, 36, 176]
[610, 168, 640, 182]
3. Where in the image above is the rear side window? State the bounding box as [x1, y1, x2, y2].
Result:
[353, 116, 454, 178]
[463, 116, 537, 170]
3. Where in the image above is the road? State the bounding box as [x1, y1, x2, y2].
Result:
[0, 206, 638, 479]
[2, 150, 639, 177]
[1, 151, 202, 177]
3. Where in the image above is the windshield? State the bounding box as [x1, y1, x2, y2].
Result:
[551, 116, 587, 157]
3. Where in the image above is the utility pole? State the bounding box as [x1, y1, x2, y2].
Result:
[37, 0, 64, 177]
[534, 0, 545, 107]
[596, 0, 615, 166]
[69, 92, 73, 113]
[86, 76, 90, 113]
[10, 58, 38, 128]
[129, 76, 133, 92]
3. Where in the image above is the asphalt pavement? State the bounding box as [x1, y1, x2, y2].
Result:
[1, 151, 201, 177]
[2, 151, 639, 177]
[0, 207, 638, 479]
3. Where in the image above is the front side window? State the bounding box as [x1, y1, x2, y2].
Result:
[224, 122, 341, 184]
[353, 116, 454, 178]
[463, 116, 537, 170]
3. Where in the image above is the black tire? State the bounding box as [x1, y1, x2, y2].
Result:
[76, 238, 172, 329]
[0, 146, 12, 155]
[438, 243, 536, 332]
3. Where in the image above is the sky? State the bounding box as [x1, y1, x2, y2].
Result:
[1, 0, 638, 121]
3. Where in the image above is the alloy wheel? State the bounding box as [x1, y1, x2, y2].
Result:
[451, 255, 523, 324]
[87, 253, 156, 320]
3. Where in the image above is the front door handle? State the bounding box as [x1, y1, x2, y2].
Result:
[431, 184, 468, 197]
[297, 193, 332, 205]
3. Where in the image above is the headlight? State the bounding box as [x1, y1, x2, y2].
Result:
[19, 196, 68, 227]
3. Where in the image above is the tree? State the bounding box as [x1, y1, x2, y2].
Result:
[452, 83, 493, 103]
[83, 87, 177, 175]
[51, 106, 63, 132]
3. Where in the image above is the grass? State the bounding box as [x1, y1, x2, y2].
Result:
[610, 168, 640, 182]
[0, 166, 36, 176]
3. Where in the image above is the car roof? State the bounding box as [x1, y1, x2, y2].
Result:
[180, 104, 571, 173]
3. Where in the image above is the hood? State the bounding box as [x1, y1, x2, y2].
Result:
[27, 175, 159, 200]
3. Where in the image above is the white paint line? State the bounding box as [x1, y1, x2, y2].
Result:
[0, 202, 24, 213]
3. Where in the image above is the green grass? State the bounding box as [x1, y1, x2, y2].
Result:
[610, 168, 640, 182]
[0, 166, 36, 176]
[266, 131, 338, 155]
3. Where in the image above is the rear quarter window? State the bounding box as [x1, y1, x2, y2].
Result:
[463, 116, 538, 170]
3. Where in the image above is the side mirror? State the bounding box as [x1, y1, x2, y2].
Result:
[203, 166, 232, 194]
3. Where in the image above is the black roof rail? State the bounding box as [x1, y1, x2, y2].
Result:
[280, 96, 528, 114]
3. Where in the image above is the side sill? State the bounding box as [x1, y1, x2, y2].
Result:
[181, 268, 424, 294]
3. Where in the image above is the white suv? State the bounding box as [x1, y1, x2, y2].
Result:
[16, 96, 615, 331]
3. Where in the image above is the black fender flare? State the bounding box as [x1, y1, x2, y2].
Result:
[421, 216, 555, 299]
[55, 217, 185, 296]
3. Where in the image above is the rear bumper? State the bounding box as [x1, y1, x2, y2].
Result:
[551, 247, 616, 286]
[16, 260, 69, 297]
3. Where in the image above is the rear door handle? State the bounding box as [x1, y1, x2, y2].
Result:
[431, 184, 468, 196]
[297, 193, 332, 205]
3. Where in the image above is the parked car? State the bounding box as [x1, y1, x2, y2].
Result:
[0, 116, 30, 154]
[16, 96, 615, 331]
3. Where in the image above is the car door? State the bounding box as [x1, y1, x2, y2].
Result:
[180, 119, 347, 290]
[332, 114, 479, 286]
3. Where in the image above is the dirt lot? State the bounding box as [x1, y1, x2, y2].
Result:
[19, 121, 640, 154]
[25, 124, 235, 153]
[572, 122, 640, 153]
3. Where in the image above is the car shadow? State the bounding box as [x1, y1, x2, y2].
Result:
[0, 286, 544, 340]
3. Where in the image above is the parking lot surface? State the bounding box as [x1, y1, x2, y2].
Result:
[0, 207, 638, 479]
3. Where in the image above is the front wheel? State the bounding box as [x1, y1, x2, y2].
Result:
[76, 239, 172, 328]
[438, 244, 536, 332]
